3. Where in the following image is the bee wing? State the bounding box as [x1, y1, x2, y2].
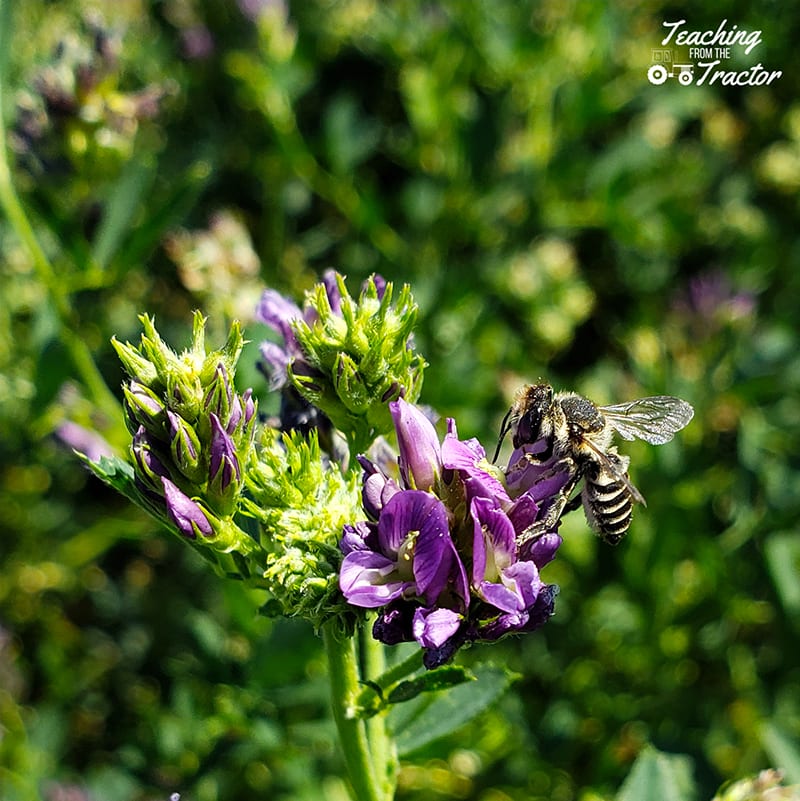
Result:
[599, 396, 694, 445]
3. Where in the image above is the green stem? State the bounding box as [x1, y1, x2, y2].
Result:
[323, 623, 385, 801]
[361, 625, 398, 799]
[0, 0, 122, 428]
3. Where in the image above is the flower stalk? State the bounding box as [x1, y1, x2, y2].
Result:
[323, 623, 386, 801]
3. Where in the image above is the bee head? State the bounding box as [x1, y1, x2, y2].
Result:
[512, 383, 554, 448]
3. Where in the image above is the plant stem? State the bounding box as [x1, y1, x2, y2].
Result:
[361, 625, 398, 799]
[323, 622, 385, 801]
[0, 0, 122, 429]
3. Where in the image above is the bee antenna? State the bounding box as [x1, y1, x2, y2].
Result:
[493, 406, 514, 464]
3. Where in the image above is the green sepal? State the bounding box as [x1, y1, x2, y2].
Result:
[111, 336, 159, 386]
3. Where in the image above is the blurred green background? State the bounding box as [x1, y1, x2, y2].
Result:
[1, 0, 799, 799]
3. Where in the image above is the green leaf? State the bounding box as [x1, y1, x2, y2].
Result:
[91, 156, 156, 270]
[616, 745, 696, 801]
[761, 722, 800, 783]
[387, 665, 474, 704]
[78, 453, 140, 505]
[391, 663, 517, 756]
[764, 532, 800, 621]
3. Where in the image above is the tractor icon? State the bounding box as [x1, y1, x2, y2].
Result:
[647, 50, 694, 85]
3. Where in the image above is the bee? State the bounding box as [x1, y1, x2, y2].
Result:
[496, 384, 694, 545]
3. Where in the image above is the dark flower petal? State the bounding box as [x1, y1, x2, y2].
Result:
[373, 602, 415, 645]
[340, 520, 378, 554]
[162, 477, 213, 539]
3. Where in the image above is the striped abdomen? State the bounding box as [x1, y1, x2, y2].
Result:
[581, 460, 634, 545]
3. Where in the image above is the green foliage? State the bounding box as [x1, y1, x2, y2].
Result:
[1, 0, 799, 799]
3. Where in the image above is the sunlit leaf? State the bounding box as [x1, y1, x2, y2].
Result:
[391, 663, 517, 756]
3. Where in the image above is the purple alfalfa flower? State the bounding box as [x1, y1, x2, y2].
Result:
[468, 495, 552, 626]
[256, 290, 307, 391]
[166, 410, 202, 480]
[131, 425, 171, 491]
[338, 490, 466, 609]
[389, 398, 442, 492]
[341, 397, 571, 666]
[357, 454, 401, 520]
[255, 270, 347, 391]
[441, 416, 570, 554]
[162, 476, 214, 539]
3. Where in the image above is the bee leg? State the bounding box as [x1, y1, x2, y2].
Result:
[517, 464, 582, 546]
[562, 492, 583, 515]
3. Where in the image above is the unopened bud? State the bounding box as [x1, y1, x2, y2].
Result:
[207, 413, 241, 513]
[162, 477, 214, 539]
[111, 337, 159, 385]
[166, 410, 204, 482]
[123, 381, 166, 434]
[131, 426, 171, 491]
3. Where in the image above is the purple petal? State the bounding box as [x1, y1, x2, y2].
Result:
[360, 462, 401, 520]
[259, 341, 291, 389]
[255, 288, 302, 342]
[442, 428, 511, 505]
[506, 494, 539, 535]
[162, 477, 213, 539]
[373, 602, 415, 645]
[367, 273, 387, 300]
[412, 607, 463, 649]
[321, 269, 343, 315]
[340, 521, 378, 554]
[471, 496, 516, 585]
[501, 560, 543, 608]
[209, 413, 240, 489]
[375, 489, 444, 558]
[517, 583, 559, 633]
[519, 532, 562, 568]
[339, 550, 410, 607]
[505, 445, 572, 501]
[478, 581, 526, 614]
[390, 398, 442, 491]
[56, 421, 115, 462]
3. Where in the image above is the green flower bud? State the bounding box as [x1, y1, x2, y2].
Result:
[243, 427, 362, 633]
[111, 337, 159, 386]
[288, 273, 426, 454]
[199, 317, 244, 386]
[123, 381, 167, 435]
[166, 410, 205, 483]
[166, 372, 203, 423]
[206, 413, 242, 515]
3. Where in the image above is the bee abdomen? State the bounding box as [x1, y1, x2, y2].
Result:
[583, 472, 633, 545]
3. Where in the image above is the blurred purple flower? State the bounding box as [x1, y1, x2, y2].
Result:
[55, 421, 115, 462]
[180, 26, 214, 60]
[339, 397, 571, 668]
[673, 269, 756, 338]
